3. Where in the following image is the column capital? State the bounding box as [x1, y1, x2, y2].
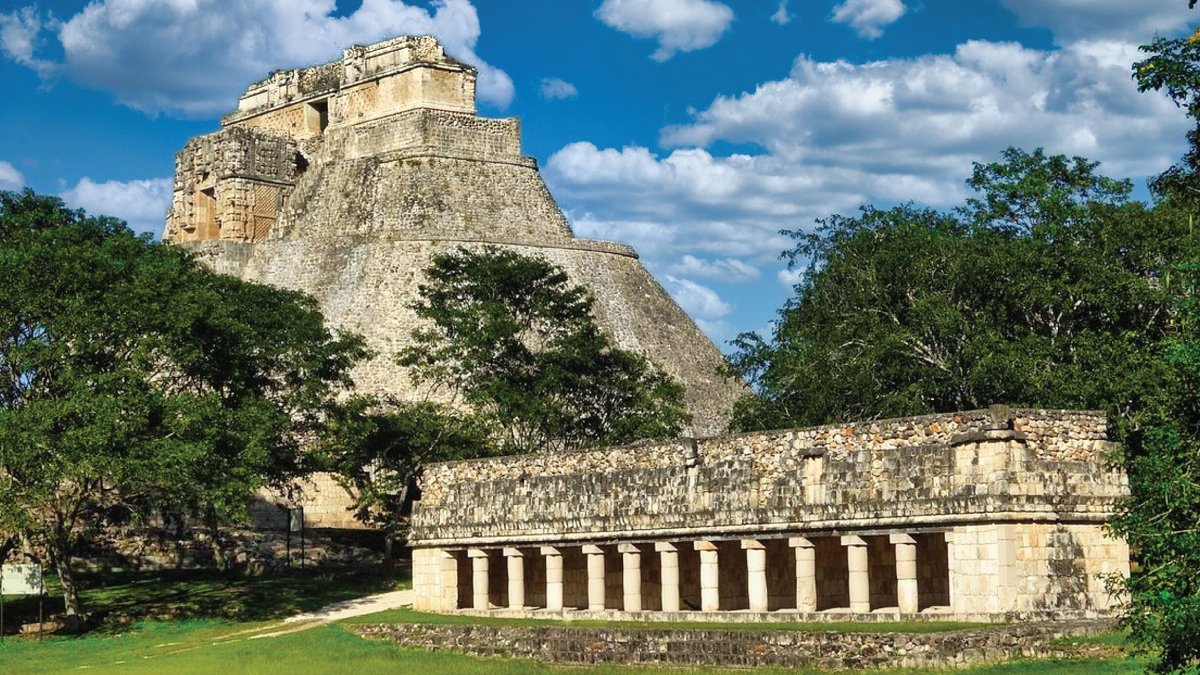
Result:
[694, 540, 719, 551]
[789, 536, 815, 549]
[540, 546, 563, 557]
[840, 535, 867, 547]
[741, 539, 766, 550]
[889, 533, 917, 545]
[467, 548, 489, 558]
[582, 544, 604, 555]
[503, 547, 525, 558]
[618, 543, 642, 554]
[655, 542, 679, 552]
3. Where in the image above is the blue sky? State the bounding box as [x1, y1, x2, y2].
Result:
[1, 0, 1196, 348]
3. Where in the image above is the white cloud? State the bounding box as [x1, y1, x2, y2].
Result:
[777, 267, 804, 288]
[548, 39, 1188, 270]
[1001, 0, 1194, 43]
[595, 0, 734, 61]
[540, 77, 578, 100]
[61, 177, 173, 237]
[0, 161, 25, 191]
[830, 0, 906, 40]
[770, 1, 792, 26]
[670, 255, 760, 283]
[2, 0, 514, 118]
[662, 275, 732, 319]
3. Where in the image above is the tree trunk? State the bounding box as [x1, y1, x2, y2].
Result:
[56, 559, 82, 631]
[206, 509, 229, 573]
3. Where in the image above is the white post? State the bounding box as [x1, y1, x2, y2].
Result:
[842, 535, 870, 613]
[656, 542, 681, 613]
[891, 534, 919, 614]
[619, 543, 642, 612]
[790, 537, 816, 613]
[743, 540, 768, 613]
[504, 547, 525, 610]
[541, 546, 563, 611]
[468, 548, 489, 611]
[695, 541, 720, 612]
[583, 545, 606, 611]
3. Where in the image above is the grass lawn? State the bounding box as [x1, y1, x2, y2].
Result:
[0, 618, 1150, 675]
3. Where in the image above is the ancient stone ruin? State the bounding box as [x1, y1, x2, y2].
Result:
[164, 36, 745, 526]
[410, 406, 1129, 621]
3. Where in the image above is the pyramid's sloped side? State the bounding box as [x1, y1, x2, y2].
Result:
[271, 154, 575, 244]
[238, 236, 743, 436]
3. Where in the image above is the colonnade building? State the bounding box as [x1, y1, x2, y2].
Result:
[410, 407, 1128, 621]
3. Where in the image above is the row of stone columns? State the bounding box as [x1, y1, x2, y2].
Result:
[464, 532, 926, 614]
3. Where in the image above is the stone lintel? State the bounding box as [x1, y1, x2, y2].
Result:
[581, 544, 604, 555]
[618, 543, 642, 554]
[503, 547, 524, 558]
[741, 540, 767, 550]
[654, 542, 679, 552]
[840, 535, 867, 547]
[467, 548, 489, 558]
[693, 541, 719, 552]
[889, 533, 917, 546]
[788, 536, 815, 549]
[540, 546, 562, 557]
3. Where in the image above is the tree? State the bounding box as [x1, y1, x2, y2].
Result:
[728, 148, 1189, 431]
[319, 399, 495, 569]
[0, 190, 366, 623]
[398, 247, 689, 454]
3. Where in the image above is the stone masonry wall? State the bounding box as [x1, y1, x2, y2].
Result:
[351, 620, 1117, 671]
[410, 410, 1123, 545]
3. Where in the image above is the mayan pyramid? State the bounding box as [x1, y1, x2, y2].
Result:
[164, 37, 745, 520]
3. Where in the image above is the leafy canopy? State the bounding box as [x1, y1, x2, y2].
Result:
[0, 190, 365, 618]
[398, 246, 689, 454]
[728, 148, 1188, 431]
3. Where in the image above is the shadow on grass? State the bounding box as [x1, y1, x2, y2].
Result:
[3, 566, 407, 636]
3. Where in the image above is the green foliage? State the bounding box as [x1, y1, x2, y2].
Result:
[319, 399, 495, 558]
[728, 148, 1187, 430]
[398, 247, 689, 454]
[0, 190, 366, 618]
[1135, 30, 1200, 200]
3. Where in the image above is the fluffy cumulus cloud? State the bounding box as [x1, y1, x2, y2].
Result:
[540, 77, 578, 100]
[61, 177, 173, 237]
[829, 0, 906, 40]
[777, 267, 804, 289]
[770, 1, 792, 26]
[670, 254, 760, 283]
[548, 39, 1189, 280]
[1001, 0, 1194, 43]
[0, 0, 514, 118]
[662, 275, 732, 319]
[0, 161, 25, 191]
[595, 0, 735, 61]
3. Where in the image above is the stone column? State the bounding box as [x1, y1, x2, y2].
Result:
[504, 547, 525, 610]
[743, 540, 768, 613]
[438, 549, 458, 611]
[842, 535, 870, 613]
[789, 537, 817, 613]
[541, 546, 563, 611]
[468, 548, 489, 611]
[656, 542, 681, 613]
[695, 541, 720, 612]
[619, 543, 642, 612]
[891, 534, 919, 614]
[583, 545, 606, 611]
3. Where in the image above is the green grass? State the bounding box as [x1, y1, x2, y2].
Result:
[343, 607, 988, 633]
[0, 620, 1151, 675]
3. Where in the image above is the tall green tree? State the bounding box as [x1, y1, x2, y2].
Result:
[728, 148, 1189, 431]
[398, 247, 689, 454]
[0, 191, 365, 623]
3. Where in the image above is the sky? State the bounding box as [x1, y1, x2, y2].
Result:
[1, 0, 1197, 349]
